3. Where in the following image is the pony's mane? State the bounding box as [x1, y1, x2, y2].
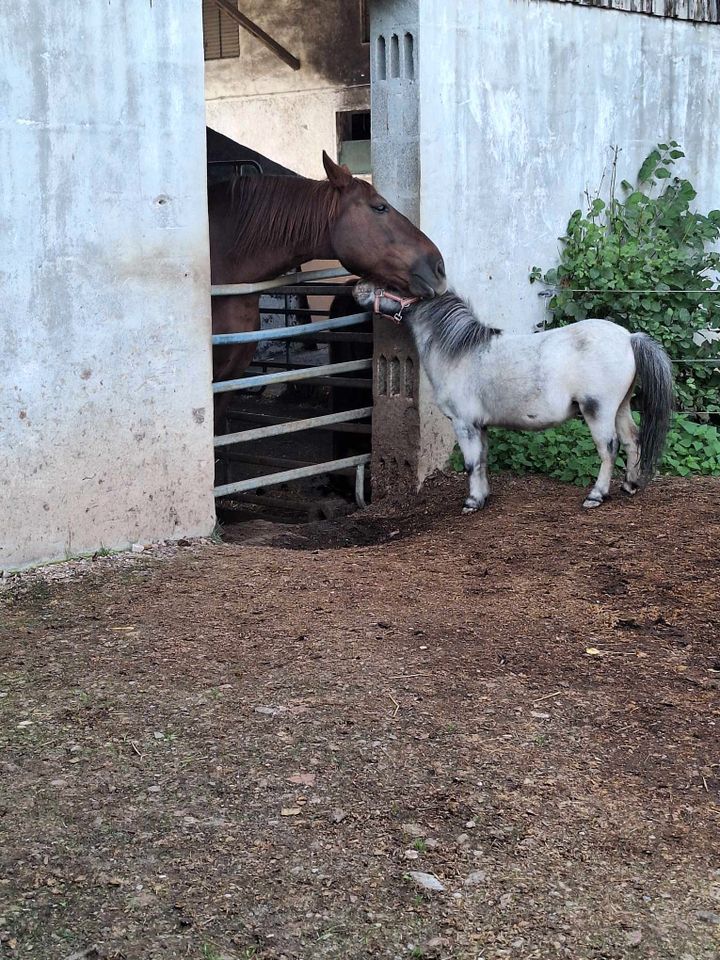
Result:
[412, 291, 500, 359]
[225, 175, 342, 259]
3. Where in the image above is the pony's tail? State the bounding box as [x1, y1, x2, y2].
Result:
[630, 332, 674, 487]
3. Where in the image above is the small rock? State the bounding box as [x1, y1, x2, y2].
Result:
[50, 779, 67, 788]
[130, 890, 157, 908]
[464, 870, 487, 886]
[465, 819, 476, 828]
[404, 849, 419, 860]
[425, 838, 440, 850]
[131, 543, 145, 553]
[530, 711, 550, 720]
[625, 930, 642, 947]
[16, 720, 34, 729]
[330, 809, 346, 823]
[287, 772, 315, 787]
[456, 833, 470, 846]
[696, 910, 720, 925]
[402, 822, 425, 838]
[254, 705, 287, 717]
[408, 871, 445, 892]
[281, 807, 301, 817]
[148, 785, 161, 794]
[153, 731, 165, 740]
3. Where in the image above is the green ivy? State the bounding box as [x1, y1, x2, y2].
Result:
[448, 415, 720, 486]
[529, 143, 720, 414]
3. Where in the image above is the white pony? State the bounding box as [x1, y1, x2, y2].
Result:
[354, 281, 674, 511]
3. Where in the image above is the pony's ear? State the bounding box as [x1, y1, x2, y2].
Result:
[322, 150, 353, 189]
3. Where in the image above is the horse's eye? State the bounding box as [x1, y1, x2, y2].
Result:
[372, 203, 388, 213]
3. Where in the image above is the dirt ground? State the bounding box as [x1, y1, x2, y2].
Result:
[1, 474, 719, 960]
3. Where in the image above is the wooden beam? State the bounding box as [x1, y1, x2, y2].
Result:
[208, 0, 301, 71]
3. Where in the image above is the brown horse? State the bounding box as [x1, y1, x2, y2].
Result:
[208, 151, 446, 428]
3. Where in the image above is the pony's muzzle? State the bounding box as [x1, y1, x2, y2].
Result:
[352, 280, 376, 308]
[410, 255, 447, 297]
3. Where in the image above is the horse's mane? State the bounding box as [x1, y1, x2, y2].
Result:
[412, 291, 501, 359]
[224, 175, 341, 259]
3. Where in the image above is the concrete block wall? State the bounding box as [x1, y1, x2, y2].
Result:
[370, 0, 455, 498]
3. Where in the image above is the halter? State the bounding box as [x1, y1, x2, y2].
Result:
[373, 289, 420, 324]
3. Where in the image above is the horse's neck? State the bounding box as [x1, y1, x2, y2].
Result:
[224, 177, 337, 282]
[408, 315, 433, 355]
[404, 316, 441, 386]
[236, 243, 334, 283]
[406, 299, 498, 388]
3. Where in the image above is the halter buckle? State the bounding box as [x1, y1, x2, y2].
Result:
[373, 289, 420, 324]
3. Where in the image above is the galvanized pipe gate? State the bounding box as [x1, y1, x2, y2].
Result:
[211, 267, 373, 507]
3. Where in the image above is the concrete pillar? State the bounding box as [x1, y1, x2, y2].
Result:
[369, 0, 455, 500]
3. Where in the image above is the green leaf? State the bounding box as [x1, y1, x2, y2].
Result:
[638, 150, 661, 182]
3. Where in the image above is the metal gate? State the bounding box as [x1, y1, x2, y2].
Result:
[211, 266, 373, 508]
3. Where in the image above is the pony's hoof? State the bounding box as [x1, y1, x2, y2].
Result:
[582, 495, 604, 509]
[621, 480, 639, 496]
[462, 497, 484, 514]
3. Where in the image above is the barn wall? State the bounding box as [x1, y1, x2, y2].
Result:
[418, 0, 720, 332]
[0, 1, 215, 571]
[204, 1, 370, 177]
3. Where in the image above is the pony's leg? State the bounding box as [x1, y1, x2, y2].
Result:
[616, 394, 641, 495]
[581, 407, 619, 509]
[454, 422, 489, 513]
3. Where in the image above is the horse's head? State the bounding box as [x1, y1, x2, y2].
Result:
[323, 152, 446, 299]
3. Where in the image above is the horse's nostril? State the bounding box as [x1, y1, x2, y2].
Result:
[437, 259, 446, 279]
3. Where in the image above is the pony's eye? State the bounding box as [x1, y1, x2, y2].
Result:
[372, 203, 388, 213]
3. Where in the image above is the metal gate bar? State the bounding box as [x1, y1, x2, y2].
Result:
[212, 311, 368, 345]
[211, 266, 351, 297]
[212, 267, 371, 504]
[215, 454, 371, 500]
[227, 410, 371, 433]
[215, 406, 372, 447]
[214, 358, 371, 394]
[220, 452, 359, 475]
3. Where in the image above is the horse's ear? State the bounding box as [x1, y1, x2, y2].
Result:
[322, 150, 353, 189]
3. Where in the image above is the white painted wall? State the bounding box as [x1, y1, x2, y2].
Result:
[0, 1, 215, 571]
[419, 0, 720, 332]
[206, 85, 370, 179]
[204, 0, 370, 177]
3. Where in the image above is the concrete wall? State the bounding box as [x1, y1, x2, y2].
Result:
[204, 1, 370, 177]
[419, 0, 720, 333]
[370, 0, 456, 493]
[0, 1, 215, 572]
